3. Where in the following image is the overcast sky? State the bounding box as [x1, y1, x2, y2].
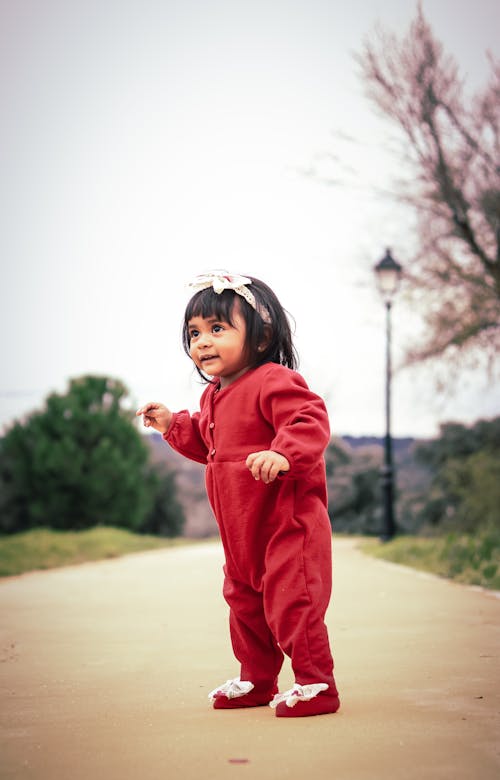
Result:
[1, 0, 499, 438]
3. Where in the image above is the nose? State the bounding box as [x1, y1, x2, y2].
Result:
[197, 329, 212, 348]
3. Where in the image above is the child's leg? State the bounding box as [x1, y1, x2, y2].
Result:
[211, 575, 283, 708]
[263, 520, 340, 716]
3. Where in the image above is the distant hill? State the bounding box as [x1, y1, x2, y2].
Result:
[327, 435, 432, 535]
[146, 433, 432, 538]
[342, 436, 418, 455]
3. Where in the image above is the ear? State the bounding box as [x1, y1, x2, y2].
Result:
[257, 325, 271, 352]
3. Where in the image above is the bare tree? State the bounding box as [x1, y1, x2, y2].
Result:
[358, 3, 500, 375]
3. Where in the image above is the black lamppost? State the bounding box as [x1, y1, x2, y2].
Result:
[374, 248, 403, 542]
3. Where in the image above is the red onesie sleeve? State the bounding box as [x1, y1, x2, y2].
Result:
[259, 365, 331, 478]
[163, 409, 208, 464]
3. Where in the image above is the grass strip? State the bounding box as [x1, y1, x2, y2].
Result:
[0, 527, 193, 577]
[361, 530, 500, 591]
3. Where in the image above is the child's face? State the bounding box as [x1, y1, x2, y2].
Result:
[187, 304, 250, 388]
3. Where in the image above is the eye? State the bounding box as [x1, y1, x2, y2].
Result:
[212, 324, 224, 333]
[189, 329, 200, 340]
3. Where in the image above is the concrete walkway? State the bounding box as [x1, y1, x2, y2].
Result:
[0, 538, 499, 780]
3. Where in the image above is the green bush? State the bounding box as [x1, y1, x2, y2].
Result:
[362, 528, 500, 590]
[0, 375, 184, 536]
[0, 527, 189, 577]
[416, 418, 500, 534]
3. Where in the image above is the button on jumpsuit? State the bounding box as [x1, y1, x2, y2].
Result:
[163, 362, 337, 694]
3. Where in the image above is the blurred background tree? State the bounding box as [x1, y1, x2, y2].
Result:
[138, 466, 185, 538]
[0, 375, 185, 536]
[358, 3, 500, 377]
[325, 437, 382, 535]
[415, 417, 500, 533]
[325, 420, 500, 538]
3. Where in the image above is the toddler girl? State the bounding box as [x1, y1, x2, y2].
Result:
[136, 271, 340, 717]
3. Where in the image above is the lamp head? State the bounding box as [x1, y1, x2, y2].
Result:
[374, 248, 402, 302]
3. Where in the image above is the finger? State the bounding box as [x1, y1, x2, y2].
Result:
[260, 459, 272, 483]
[249, 455, 264, 480]
[245, 453, 259, 478]
[251, 461, 262, 480]
[266, 462, 280, 482]
[137, 402, 159, 415]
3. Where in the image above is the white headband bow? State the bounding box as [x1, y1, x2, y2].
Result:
[188, 271, 271, 324]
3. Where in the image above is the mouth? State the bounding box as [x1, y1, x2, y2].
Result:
[200, 354, 218, 364]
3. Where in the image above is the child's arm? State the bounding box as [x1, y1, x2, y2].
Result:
[163, 409, 208, 464]
[255, 366, 331, 478]
[136, 402, 208, 464]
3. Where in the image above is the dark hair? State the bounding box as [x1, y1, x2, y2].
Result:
[182, 276, 298, 382]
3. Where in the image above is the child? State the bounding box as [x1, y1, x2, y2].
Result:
[136, 271, 340, 718]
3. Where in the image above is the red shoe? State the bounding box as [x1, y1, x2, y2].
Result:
[209, 678, 278, 709]
[270, 684, 340, 718]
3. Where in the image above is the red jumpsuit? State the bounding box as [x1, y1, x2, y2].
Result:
[163, 362, 337, 693]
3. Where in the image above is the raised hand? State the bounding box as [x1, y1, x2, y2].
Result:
[135, 402, 172, 435]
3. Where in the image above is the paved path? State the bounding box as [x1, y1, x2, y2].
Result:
[1, 538, 499, 780]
